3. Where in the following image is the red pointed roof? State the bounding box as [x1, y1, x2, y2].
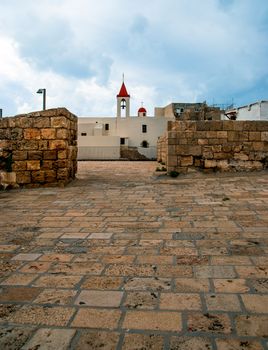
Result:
[117, 82, 130, 97]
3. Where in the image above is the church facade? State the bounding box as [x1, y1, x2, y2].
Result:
[78, 81, 175, 160]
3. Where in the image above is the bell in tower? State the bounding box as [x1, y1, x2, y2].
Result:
[117, 75, 130, 118]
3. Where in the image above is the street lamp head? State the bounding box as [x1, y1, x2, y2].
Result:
[36, 89, 44, 94]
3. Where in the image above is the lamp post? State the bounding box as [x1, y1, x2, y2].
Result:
[36, 88, 46, 110]
[0, 109, 2, 118]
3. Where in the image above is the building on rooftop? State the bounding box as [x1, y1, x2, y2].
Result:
[225, 101, 268, 121]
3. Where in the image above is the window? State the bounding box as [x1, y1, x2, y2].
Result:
[120, 138, 125, 145]
[81, 132, 87, 136]
[105, 123, 109, 131]
[141, 140, 149, 148]
[142, 125, 147, 133]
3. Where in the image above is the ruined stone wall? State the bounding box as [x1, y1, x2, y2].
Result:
[157, 134, 168, 164]
[0, 108, 77, 188]
[161, 120, 268, 173]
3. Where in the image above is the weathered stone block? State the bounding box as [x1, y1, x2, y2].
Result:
[45, 170, 57, 182]
[51, 117, 69, 128]
[196, 121, 211, 131]
[38, 141, 48, 150]
[32, 117, 50, 128]
[204, 160, 217, 168]
[217, 160, 230, 171]
[216, 131, 227, 138]
[27, 151, 43, 160]
[198, 139, 208, 145]
[15, 117, 33, 128]
[203, 151, 214, 159]
[234, 153, 249, 161]
[252, 142, 265, 151]
[56, 129, 69, 139]
[206, 131, 217, 139]
[13, 161, 27, 171]
[12, 151, 27, 161]
[16, 171, 31, 184]
[24, 128, 41, 140]
[180, 156, 193, 166]
[57, 168, 68, 180]
[11, 128, 24, 140]
[58, 150, 68, 159]
[41, 128, 56, 140]
[249, 132, 261, 141]
[43, 150, 57, 160]
[32, 170, 45, 183]
[42, 161, 54, 170]
[222, 144, 232, 153]
[167, 156, 178, 167]
[0, 171, 16, 184]
[26, 160, 40, 171]
[212, 145, 222, 152]
[261, 132, 268, 141]
[49, 140, 67, 150]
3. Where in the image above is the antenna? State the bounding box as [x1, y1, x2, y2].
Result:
[122, 73, 124, 82]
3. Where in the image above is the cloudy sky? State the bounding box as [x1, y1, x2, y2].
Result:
[0, 0, 268, 117]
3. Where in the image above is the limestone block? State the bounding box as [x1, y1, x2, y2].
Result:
[31, 170, 45, 183]
[0, 171, 16, 184]
[56, 129, 69, 140]
[234, 145, 243, 152]
[45, 170, 57, 182]
[261, 132, 268, 141]
[41, 128, 56, 140]
[222, 121, 235, 131]
[32, 117, 50, 128]
[188, 146, 202, 156]
[15, 117, 33, 128]
[51, 117, 69, 128]
[180, 156, 193, 166]
[49, 140, 67, 150]
[167, 156, 178, 167]
[212, 145, 222, 152]
[58, 150, 68, 159]
[27, 151, 43, 160]
[203, 151, 213, 159]
[222, 144, 232, 153]
[233, 122, 245, 131]
[43, 150, 57, 160]
[198, 139, 208, 145]
[42, 161, 54, 170]
[196, 121, 211, 131]
[8, 118, 16, 127]
[24, 128, 41, 140]
[209, 121, 223, 131]
[252, 142, 265, 151]
[12, 151, 27, 160]
[234, 153, 249, 161]
[56, 160, 69, 168]
[26, 160, 40, 171]
[0, 128, 10, 139]
[57, 168, 68, 180]
[17, 140, 39, 151]
[11, 128, 24, 140]
[204, 160, 217, 168]
[16, 171, 31, 184]
[38, 141, 48, 150]
[242, 122, 257, 131]
[206, 131, 217, 139]
[216, 131, 228, 138]
[249, 132, 261, 141]
[216, 160, 230, 171]
[214, 152, 228, 160]
[256, 121, 268, 131]
[13, 161, 27, 171]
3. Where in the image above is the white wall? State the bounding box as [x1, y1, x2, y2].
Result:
[237, 103, 261, 120]
[78, 135, 120, 160]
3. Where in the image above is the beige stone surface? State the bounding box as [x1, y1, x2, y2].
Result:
[123, 310, 182, 331]
[72, 308, 121, 329]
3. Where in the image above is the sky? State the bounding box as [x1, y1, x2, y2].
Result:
[0, 0, 268, 117]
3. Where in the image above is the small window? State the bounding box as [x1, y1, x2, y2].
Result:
[141, 140, 149, 148]
[81, 132, 87, 136]
[105, 123, 109, 131]
[120, 138, 125, 145]
[142, 125, 147, 133]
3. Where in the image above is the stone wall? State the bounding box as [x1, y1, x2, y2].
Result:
[157, 134, 167, 164]
[0, 108, 77, 188]
[158, 120, 268, 173]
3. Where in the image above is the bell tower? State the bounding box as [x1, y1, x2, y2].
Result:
[117, 75, 130, 118]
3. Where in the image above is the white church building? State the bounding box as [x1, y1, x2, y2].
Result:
[78, 81, 175, 160]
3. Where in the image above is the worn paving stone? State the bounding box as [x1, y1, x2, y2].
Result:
[124, 291, 159, 309]
[235, 315, 268, 337]
[22, 328, 76, 350]
[205, 293, 242, 312]
[8, 305, 75, 327]
[75, 331, 120, 350]
[215, 338, 264, 350]
[0, 304, 21, 323]
[75, 290, 123, 307]
[174, 278, 211, 292]
[1, 273, 39, 286]
[33, 274, 82, 288]
[0, 326, 36, 350]
[213, 279, 250, 293]
[71, 308, 121, 329]
[169, 336, 213, 350]
[11, 253, 42, 261]
[241, 294, 268, 313]
[123, 277, 172, 291]
[160, 293, 201, 311]
[0, 286, 42, 302]
[33, 289, 77, 305]
[19, 261, 51, 273]
[81, 276, 123, 290]
[123, 310, 182, 332]
[187, 312, 232, 334]
[122, 333, 164, 350]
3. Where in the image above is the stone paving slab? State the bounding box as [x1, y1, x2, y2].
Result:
[0, 161, 267, 349]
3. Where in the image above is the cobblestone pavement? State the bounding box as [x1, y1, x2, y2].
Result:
[0, 161, 268, 350]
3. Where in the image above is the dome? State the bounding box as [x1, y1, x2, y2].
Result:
[138, 107, 147, 113]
